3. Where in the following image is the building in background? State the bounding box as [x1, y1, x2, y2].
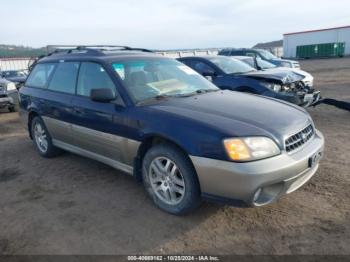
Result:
[283, 25, 350, 58]
[252, 40, 283, 57]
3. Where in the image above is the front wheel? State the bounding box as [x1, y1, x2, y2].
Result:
[142, 144, 201, 215]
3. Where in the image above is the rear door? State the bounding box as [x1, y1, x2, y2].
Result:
[44, 61, 79, 145]
[23, 62, 78, 145]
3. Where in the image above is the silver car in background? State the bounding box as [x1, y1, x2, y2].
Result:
[0, 77, 18, 112]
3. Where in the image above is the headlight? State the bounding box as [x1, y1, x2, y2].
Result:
[223, 137, 280, 162]
[260, 82, 281, 92]
[6, 82, 17, 91]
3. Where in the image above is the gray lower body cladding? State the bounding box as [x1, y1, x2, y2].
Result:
[190, 130, 324, 206]
[22, 115, 324, 207]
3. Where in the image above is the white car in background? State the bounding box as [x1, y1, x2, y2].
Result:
[233, 56, 314, 87]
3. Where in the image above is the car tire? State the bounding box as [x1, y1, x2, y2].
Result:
[142, 143, 201, 215]
[31, 116, 62, 158]
[8, 105, 17, 112]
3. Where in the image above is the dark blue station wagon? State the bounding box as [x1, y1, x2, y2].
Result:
[19, 46, 324, 214]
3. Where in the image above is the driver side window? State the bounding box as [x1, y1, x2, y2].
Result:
[77, 62, 116, 97]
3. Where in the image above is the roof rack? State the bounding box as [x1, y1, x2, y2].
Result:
[45, 45, 154, 56]
[28, 45, 154, 72]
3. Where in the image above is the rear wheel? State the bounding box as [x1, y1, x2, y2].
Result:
[142, 144, 201, 215]
[31, 116, 62, 157]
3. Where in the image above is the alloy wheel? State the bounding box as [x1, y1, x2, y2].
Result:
[148, 157, 186, 205]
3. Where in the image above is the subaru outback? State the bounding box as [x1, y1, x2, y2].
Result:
[19, 46, 324, 214]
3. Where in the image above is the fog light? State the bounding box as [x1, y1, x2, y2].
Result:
[253, 188, 262, 202]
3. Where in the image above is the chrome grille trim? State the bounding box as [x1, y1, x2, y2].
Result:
[285, 124, 314, 153]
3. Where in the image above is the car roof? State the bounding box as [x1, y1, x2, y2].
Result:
[178, 55, 221, 60]
[221, 48, 258, 51]
[37, 47, 165, 64]
[231, 56, 253, 60]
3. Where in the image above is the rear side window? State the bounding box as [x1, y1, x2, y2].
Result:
[26, 63, 56, 88]
[48, 62, 79, 94]
[192, 61, 215, 74]
[77, 62, 116, 97]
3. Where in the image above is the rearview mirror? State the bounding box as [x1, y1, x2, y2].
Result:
[90, 88, 116, 102]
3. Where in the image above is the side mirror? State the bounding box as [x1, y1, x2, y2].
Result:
[90, 88, 116, 102]
[202, 71, 216, 81]
[202, 71, 216, 77]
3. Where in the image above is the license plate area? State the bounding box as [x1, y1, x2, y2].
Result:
[308, 151, 323, 168]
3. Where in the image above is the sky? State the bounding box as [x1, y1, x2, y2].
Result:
[2, 0, 350, 49]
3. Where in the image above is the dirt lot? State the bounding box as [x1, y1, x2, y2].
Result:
[0, 57, 349, 255]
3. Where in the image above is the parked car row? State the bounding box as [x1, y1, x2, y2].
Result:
[19, 46, 324, 215]
[0, 69, 27, 112]
[218, 48, 301, 68]
[1, 70, 28, 88]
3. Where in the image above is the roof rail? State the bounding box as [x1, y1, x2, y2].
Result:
[45, 45, 153, 56]
[26, 45, 154, 72]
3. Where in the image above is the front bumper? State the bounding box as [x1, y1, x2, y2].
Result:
[0, 96, 14, 107]
[274, 90, 321, 108]
[0, 91, 18, 108]
[190, 130, 324, 207]
[303, 90, 321, 107]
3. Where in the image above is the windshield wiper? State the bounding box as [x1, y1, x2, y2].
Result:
[136, 94, 175, 105]
[175, 89, 219, 97]
[137, 89, 219, 105]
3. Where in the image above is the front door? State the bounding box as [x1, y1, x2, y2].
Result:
[70, 62, 138, 171]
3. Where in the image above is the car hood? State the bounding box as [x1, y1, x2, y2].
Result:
[243, 69, 304, 84]
[5, 76, 27, 83]
[147, 90, 311, 146]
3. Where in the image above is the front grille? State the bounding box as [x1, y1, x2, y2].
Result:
[285, 124, 314, 153]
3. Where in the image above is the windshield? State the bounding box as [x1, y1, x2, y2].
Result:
[258, 50, 278, 60]
[112, 58, 218, 103]
[207, 56, 256, 74]
[256, 58, 277, 69]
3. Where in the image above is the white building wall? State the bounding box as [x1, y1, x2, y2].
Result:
[283, 27, 350, 58]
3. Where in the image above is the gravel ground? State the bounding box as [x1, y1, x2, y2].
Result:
[0, 57, 349, 255]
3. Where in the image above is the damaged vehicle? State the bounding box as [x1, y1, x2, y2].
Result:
[0, 76, 18, 112]
[178, 56, 319, 107]
[233, 56, 314, 88]
[218, 48, 300, 69]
